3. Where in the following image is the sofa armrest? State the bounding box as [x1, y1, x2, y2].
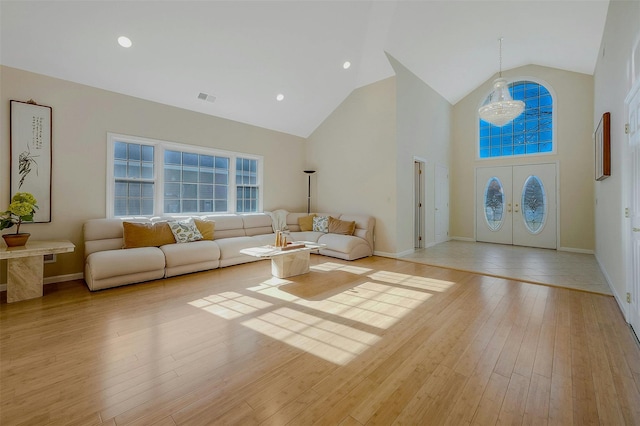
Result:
[338, 214, 375, 250]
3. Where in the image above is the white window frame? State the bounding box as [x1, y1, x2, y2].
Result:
[106, 132, 264, 218]
[476, 76, 558, 160]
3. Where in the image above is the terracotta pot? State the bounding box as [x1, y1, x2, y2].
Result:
[2, 233, 30, 247]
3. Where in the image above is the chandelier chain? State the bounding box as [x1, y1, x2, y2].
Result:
[498, 37, 503, 78]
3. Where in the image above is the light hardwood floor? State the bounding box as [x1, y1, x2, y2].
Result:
[1, 255, 639, 425]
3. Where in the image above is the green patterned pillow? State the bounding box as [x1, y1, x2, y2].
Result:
[168, 218, 203, 243]
[312, 216, 329, 233]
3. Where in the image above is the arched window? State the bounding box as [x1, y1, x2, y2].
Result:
[479, 80, 554, 158]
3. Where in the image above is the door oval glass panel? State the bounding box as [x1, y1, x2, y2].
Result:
[521, 175, 547, 234]
[484, 177, 505, 231]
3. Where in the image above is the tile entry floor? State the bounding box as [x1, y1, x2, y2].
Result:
[400, 240, 612, 295]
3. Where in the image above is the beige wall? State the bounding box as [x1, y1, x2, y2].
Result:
[307, 77, 397, 254]
[451, 64, 594, 251]
[1, 66, 307, 282]
[307, 60, 451, 257]
[593, 0, 640, 304]
[389, 55, 452, 255]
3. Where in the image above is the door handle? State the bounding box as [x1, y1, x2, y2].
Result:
[514, 203, 519, 213]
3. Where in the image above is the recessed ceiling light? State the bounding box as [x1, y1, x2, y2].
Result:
[276, 94, 284, 101]
[118, 36, 132, 48]
[343, 61, 351, 69]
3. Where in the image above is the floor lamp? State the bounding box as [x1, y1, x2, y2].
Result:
[304, 170, 316, 214]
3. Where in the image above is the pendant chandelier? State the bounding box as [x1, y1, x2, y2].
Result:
[478, 38, 525, 127]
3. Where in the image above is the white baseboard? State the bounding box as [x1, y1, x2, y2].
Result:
[450, 236, 475, 242]
[0, 272, 84, 292]
[558, 246, 595, 254]
[594, 254, 626, 321]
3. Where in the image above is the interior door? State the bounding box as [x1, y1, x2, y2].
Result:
[476, 164, 557, 249]
[435, 164, 450, 243]
[627, 81, 640, 336]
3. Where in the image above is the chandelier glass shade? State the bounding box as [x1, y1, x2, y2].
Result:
[479, 78, 525, 126]
[478, 39, 525, 127]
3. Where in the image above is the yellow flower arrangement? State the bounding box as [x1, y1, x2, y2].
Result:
[0, 192, 38, 234]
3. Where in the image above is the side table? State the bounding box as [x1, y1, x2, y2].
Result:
[0, 240, 75, 303]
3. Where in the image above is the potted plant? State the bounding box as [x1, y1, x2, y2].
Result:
[1, 192, 38, 247]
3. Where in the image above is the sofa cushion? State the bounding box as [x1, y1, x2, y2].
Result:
[298, 214, 316, 231]
[214, 236, 264, 268]
[312, 216, 329, 233]
[160, 240, 220, 267]
[122, 221, 175, 248]
[328, 216, 356, 235]
[318, 233, 368, 254]
[243, 214, 274, 236]
[86, 247, 166, 280]
[194, 218, 215, 240]
[84, 218, 125, 240]
[215, 236, 262, 259]
[251, 233, 279, 246]
[168, 218, 203, 243]
[287, 231, 323, 243]
[210, 215, 246, 239]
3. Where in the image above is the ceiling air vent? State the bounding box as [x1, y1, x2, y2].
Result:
[197, 92, 216, 103]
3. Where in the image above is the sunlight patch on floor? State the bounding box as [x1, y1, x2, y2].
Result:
[188, 291, 273, 320]
[241, 307, 380, 365]
[188, 264, 450, 365]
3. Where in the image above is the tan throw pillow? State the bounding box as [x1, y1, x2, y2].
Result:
[298, 214, 316, 232]
[122, 221, 176, 248]
[194, 219, 215, 240]
[328, 216, 356, 236]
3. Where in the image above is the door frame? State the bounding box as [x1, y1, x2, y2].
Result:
[475, 161, 560, 249]
[435, 163, 450, 244]
[413, 157, 427, 249]
[625, 79, 640, 326]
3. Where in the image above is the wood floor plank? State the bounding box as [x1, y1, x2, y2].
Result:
[548, 364, 573, 424]
[259, 388, 321, 426]
[522, 372, 551, 426]
[443, 292, 519, 425]
[470, 372, 510, 425]
[496, 373, 530, 425]
[568, 291, 598, 425]
[592, 295, 640, 425]
[580, 293, 627, 425]
[0, 256, 638, 425]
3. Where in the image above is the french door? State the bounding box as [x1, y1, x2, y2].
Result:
[476, 163, 557, 249]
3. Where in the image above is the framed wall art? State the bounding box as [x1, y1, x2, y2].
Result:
[594, 111, 611, 181]
[10, 99, 52, 222]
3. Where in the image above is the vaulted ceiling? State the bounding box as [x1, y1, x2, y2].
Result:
[1, 1, 609, 137]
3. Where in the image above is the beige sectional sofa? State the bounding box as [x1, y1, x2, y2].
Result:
[83, 212, 375, 291]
